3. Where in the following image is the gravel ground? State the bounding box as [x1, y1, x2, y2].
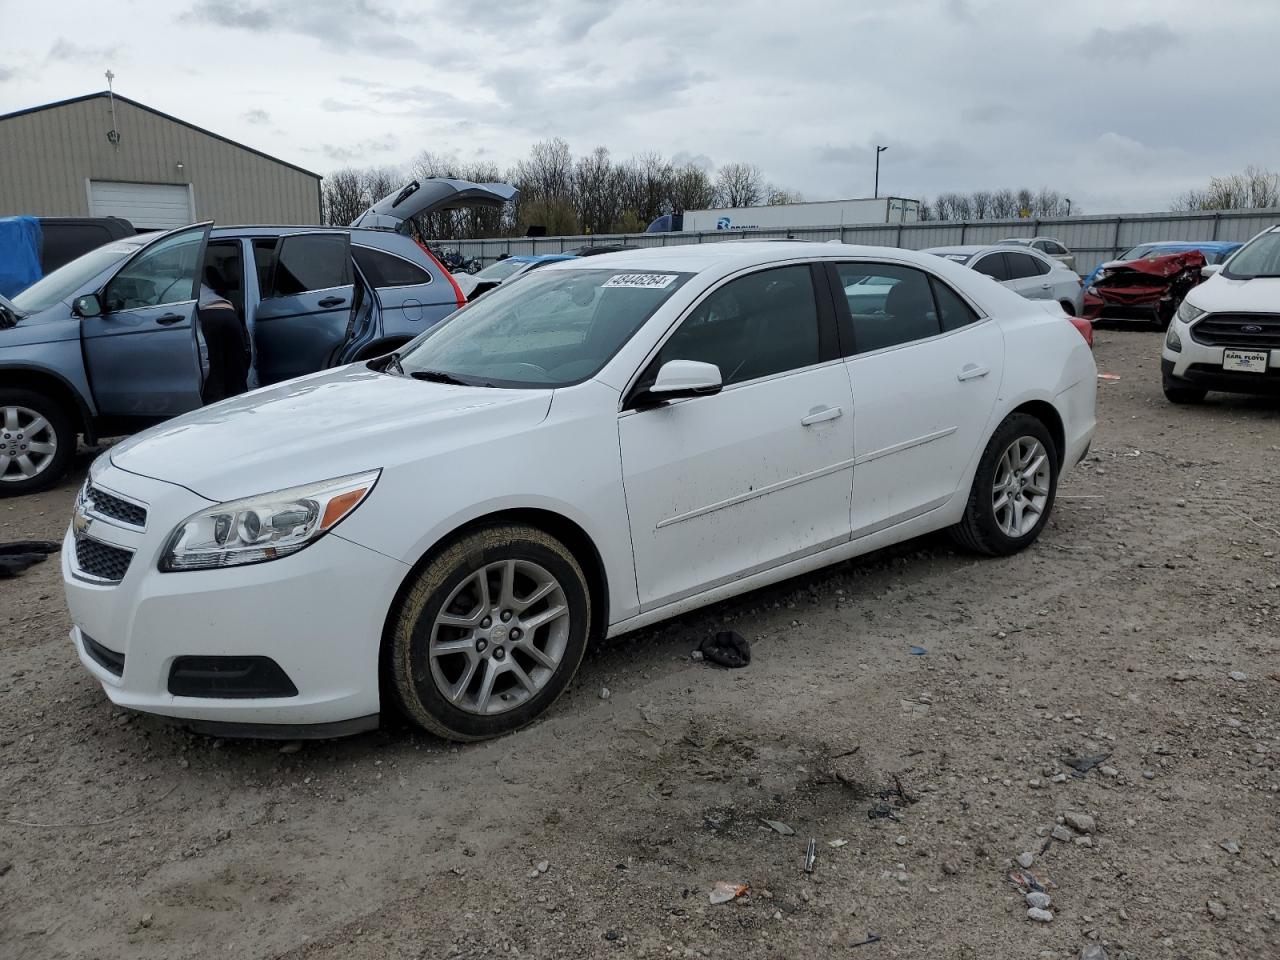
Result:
[1, 327, 1278, 960]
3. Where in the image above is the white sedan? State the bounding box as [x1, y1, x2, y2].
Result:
[62, 243, 1096, 740]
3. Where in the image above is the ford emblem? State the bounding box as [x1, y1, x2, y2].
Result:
[1241, 323, 1263, 334]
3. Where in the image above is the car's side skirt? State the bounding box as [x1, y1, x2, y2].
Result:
[604, 500, 958, 640]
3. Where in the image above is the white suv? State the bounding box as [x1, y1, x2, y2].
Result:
[1161, 226, 1280, 403]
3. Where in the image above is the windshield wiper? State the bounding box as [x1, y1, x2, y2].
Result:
[410, 369, 471, 385]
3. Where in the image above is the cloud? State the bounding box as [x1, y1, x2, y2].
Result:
[960, 102, 1008, 125]
[241, 108, 270, 124]
[0, 66, 16, 82]
[1081, 23, 1182, 62]
[46, 39, 117, 62]
[183, 0, 421, 58]
[314, 133, 400, 163]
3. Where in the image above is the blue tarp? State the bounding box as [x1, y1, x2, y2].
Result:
[0, 216, 43, 298]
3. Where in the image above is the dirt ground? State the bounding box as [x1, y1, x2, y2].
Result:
[1, 327, 1278, 960]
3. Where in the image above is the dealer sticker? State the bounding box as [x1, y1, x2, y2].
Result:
[604, 273, 678, 289]
[1223, 348, 1268, 374]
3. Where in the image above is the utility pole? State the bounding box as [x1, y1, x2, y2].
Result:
[874, 145, 888, 198]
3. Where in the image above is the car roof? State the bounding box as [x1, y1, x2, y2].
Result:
[540, 241, 963, 274]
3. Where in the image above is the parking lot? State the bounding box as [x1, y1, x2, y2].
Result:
[1, 327, 1277, 959]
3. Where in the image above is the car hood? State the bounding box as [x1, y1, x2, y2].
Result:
[1096, 250, 1206, 279]
[109, 364, 553, 503]
[1185, 274, 1280, 313]
[350, 178, 518, 234]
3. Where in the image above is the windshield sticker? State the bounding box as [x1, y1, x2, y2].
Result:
[603, 273, 678, 289]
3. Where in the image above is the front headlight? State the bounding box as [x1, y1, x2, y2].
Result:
[1176, 300, 1206, 325]
[160, 470, 380, 572]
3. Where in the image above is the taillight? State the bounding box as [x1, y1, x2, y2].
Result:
[416, 239, 467, 309]
[1068, 316, 1093, 347]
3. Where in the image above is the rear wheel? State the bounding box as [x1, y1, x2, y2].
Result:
[387, 524, 591, 740]
[1058, 299, 1077, 316]
[951, 413, 1059, 557]
[0, 389, 75, 496]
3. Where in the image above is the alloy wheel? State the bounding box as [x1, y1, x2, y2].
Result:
[0, 405, 58, 484]
[428, 558, 571, 715]
[992, 436, 1051, 538]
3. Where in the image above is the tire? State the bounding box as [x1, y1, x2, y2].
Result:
[1058, 300, 1077, 316]
[387, 524, 591, 740]
[0, 388, 76, 497]
[1162, 377, 1207, 405]
[950, 413, 1059, 557]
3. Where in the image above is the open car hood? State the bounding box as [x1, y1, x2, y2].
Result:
[350, 178, 518, 233]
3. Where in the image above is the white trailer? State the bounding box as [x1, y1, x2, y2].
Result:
[663, 196, 919, 233]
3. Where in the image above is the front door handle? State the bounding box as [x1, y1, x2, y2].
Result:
[318, 296, 347, 308]
[155, 313, 184, 326]
[957, 364, 989, 382]
[801, 405, 844, 426]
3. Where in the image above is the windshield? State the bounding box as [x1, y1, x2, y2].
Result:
[1222, 231, 1280, 279]
[11, 242, 137, 313]
[472, 259, 528, 282]
[396, 267, 692, 388]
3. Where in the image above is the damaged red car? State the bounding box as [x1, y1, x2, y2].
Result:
[1082, 249, 1207, 329]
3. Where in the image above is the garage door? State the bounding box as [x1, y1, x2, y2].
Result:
[87, 181, 194, 230]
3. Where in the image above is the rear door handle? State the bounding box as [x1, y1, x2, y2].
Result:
[318, 296, 347, 308]
[957, 364, 989, 382]
[801, 405, 844, 426]
[155, 313, 184, 326]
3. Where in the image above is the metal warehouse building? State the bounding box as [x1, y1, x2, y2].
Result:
[0, 91, 321, 229]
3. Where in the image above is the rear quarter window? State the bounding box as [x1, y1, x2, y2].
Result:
[353, 246, 433, 287]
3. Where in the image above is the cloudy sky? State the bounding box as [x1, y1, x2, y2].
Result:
[3, 0, 1277, 213]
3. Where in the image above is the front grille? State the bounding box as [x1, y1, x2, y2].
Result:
[1191, 313, 1280, 350]
[88, 487, 147, 528]
[74, 536, 133, 583]
[82, 633, 125, 676]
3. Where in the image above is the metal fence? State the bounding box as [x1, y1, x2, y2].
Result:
[437, 207, 1280, 277]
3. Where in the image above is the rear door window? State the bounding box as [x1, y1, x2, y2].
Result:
[264, 234, 352, 299]
[972, 253, 1011, 281]
[1005, 253, 1043, 279]
[40, 222, 113, 273]
[834, 263, 942, 353]
[353, 246, 432, 288]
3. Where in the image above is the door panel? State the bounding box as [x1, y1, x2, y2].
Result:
[846, 321, 1003, 536]
[620, 365, 855, 610]
[82, 224, 209, 417]
[619, 262, 851, 610]
[253, 232, 354, 385]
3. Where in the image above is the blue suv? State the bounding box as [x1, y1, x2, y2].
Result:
[0, 179, 515, 494]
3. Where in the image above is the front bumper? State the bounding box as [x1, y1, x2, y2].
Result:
[1162, 327, 1280, 396]
[62, 464, 409, 731]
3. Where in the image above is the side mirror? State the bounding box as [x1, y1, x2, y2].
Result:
[73, 293, 103, 318]
[633, 359, 722, 407]
[1200, 264, 1222, 280]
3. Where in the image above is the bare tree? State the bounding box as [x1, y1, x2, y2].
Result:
[321, 167, 366, 226]
[766, 185, 804, 205]
[714, 162, 765, 207]
[668, 162, 716, 212]
[1173, 166, 1280, 210]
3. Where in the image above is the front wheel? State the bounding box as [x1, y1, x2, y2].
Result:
[0, 389, 76, 496]
[387, 524, 591, 740]
[951, 413, 1059, 556]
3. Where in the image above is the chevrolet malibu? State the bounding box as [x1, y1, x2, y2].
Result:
[63, 243, 1096, 741]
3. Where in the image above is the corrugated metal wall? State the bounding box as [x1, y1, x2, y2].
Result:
[0, 96, 321, 225]
[442, 208, 1280, 276]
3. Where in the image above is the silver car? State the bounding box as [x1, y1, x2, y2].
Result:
[998, 236, 1076, 272]
[923, 244, 1083, 316]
